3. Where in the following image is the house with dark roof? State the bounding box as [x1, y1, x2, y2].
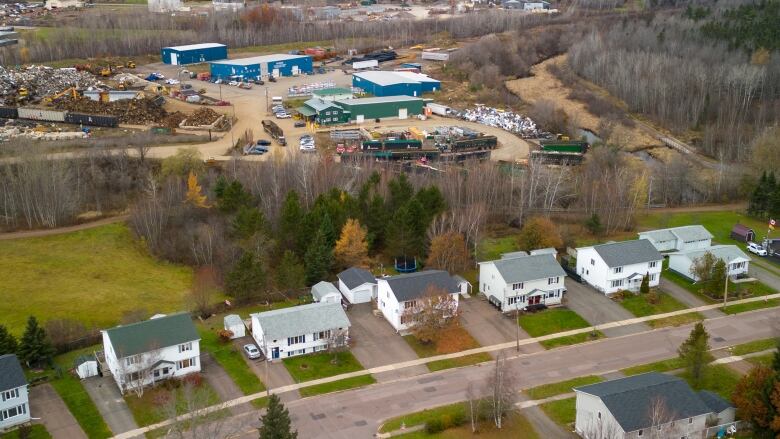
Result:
[101, 313, 201, 393]
[337, 267, 378, 304]
[250, 302, 351, 361]
[574, 372, 735, 439]
[638, 225, 713, 253]
[0, 354, 30, 431]
[377, 270, 460, 332]
[575, 239, 663, 295]
[478, 253, 566, 313]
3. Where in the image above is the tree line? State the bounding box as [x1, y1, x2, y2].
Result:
[748, 171, 780, 219]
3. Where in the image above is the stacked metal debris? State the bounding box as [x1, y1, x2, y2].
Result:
[0, 65, 102, 104]
[183, 108, 220, 126]
[459, 105, 540, 138]
[54, 96, 168, 125]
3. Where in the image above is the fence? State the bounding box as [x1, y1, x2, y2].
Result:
[703, 420, 744, 438]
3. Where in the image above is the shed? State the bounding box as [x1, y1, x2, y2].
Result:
[161, 43, 227, 66]
[210, 54, 313, 79]
[730, 224, 755, 242]
[223, 314, 245, 339]
[335, 95, 424, 123]
[74, 355, 99, 379]
[452, 274, 472, 297]
[312, 281, 343, 303]
[337, 267, 378, 304]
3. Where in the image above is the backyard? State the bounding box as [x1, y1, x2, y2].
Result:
[282, 351, 376, 397]
[0, 223, 193, 335]
[403, 325, 492, 372]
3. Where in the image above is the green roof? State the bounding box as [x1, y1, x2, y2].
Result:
[312, 87, 352, 96]
[304, 98, 342, 112]
[105, 313, 199, 358]
[296, 106, 316, 117]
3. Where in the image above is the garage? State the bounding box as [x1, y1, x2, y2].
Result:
[210, 53, 313, 80]
[161, 43, 227, 66]
[398, 108, 408, 119]
[337, 267, 378, 304]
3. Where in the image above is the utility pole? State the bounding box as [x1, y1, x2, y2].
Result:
[515, 299, 520, 352]
[723, 268, 729, 307]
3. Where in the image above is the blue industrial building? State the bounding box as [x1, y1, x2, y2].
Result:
[352, 71, 440, 97]
[161, 43, 228, 65]
[209, 54, 313, 80]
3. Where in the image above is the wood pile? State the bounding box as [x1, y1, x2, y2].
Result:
[182, 108, 220, 126]
[54, 96, 167, 124]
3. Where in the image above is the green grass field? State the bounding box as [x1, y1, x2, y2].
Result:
[730, 338, 779, 356]
[390, 412, 539, 438]
[539, 397, 576, 427]
[0, 425, 51, 439]
[678, 364, 741, 400]
[746, 353, 774, 367]
[619, 292, 704, 328]
[540, 332, 603, 349]
[637, 210, 767, 244]
[0, 223, 193, 335]
[283, 351, 376, 396]
[298, 375, 377, 398]
[518, 308, 591, 337]
[621, 357, 686, 376]
[380, 402, 465, 433]
[124, 379, 220, 427]
[197, 328, 265, 395]
[525, 376, 603, 400]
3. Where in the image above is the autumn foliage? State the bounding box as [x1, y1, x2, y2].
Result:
[185, 171, 209, 208]
[516, 216, 563, 251]
[334, 218, 370, 269]
[426, 232, 471, 274]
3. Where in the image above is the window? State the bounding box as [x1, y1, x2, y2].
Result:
[614, 267, 623, 274]
[650, 274, 657, 281]
[611, 279, 624, 288]
[590, 258, 595, 266]
[1, 388, 19, 402]
[177, 357, 197, 370]
[404, 300, 418, 309]
[688, 418, 693, 424]
[507, 296, 517, 305]
[297, 349, 306, 355]
[649, 261, 658, 268]
[0, 404, 26, 421]
[287, 335, 305, 346]
[512, 282, 524, 290]
[548, 277, 558, 285]
[316, 330, 330, 340]
[597, 412, 601, 419]
[125, 355, 140, 366]
[287, 352, 293, 357]
[178, 342, 192, 353]
[638, 430, 643, 437]
[400, 314, 414, 325]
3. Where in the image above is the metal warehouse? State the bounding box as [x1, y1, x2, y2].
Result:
[210, 54, 313, 79]
[352, 71, 440, 97]
[335, 96, 424, 123]
[161, 43, 228, 65]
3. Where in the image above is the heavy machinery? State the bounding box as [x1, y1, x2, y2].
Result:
[45, 87, 80, 104]
[125, 60, 136, 69]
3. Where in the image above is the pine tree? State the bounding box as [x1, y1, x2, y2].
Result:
[363, 194, 388, 251]
[748, 172, 768, 216]
[384, 201, 425, 259]
[232, 206, 266, 240]
[304, 229, 333, 285]
[415, 186, 447, 225]
[219, 180, 253, 213]
[387, 173, 414, 213]
[18, 316, 53, 368]
[258, 394, 297, 439]
[584, 213, 603, 236]
[275, 251, 306, 291]
[319, 213, 338, 249]
[640, 272, 650, 294]
[0, 324, 18, 355]
[226, 252, 266, 302]
[213, 175, 228, 199]
[677, 322, 713, 387]
[279, 191, 304, 254]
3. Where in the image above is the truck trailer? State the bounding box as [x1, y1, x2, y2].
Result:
[262, 120, 286, 145]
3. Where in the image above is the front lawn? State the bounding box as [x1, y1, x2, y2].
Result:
[729, 338, 779, 356]
[283, 351, 365, 382]
[677, 364, 741, 400]
[0, 425, 51, 439]
[539, 332, 603, 349]
[403, 325, 492, 372]
[746, 353, 774, 367]
[619, 292, 704, 328]
[0, 223, 193, 335]
[518, 308, 591, 337]
[540, 397, 576, 428]
[298, 375, 376, 398]
[124, 377, 220, 427]
[392, 412, 540, 438]
[637, 210, 766, 245]
[197, 328, 265, 395]
[621, 357, 686, 376]
[723, 298, 780, 315]
[380, 402, 465, 433]
[525, 376, 603, 400]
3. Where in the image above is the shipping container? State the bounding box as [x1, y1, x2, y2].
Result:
[421, 51, 449, 61]
[18, 108, 66, 122]
[383, 139, 422, 150]
[352, 59, 378, 70]
[426, 103, 452, 116]
[451, 136, 498, 151]
[65, 112, 119, 128]
[0, 106, 19, 119]
[539, 140, 589, 154]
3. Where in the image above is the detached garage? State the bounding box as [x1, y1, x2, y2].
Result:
[335, 96, 424, 123]
[337, 267, 378, 304]
[210, 54, 313, 80]
[161, 43, 227, 65]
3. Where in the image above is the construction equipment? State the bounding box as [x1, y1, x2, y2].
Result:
[125, 61, 136, 69]
[99, 66, 112, 77]
[45, 87, 80, 105]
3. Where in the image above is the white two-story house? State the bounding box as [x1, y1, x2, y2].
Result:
[377, 270, 460, 332]
[251, 302, 351, 361]
[479, 253, 566, 313]
[101, 312, 201, 394]
[576, 239, 663, 295]
[638, 225, 713, 253]
[668, 245, 750, 282]
[0, 354, 30, 432]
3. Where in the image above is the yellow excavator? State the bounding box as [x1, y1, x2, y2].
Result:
[45, 87, 80, 105]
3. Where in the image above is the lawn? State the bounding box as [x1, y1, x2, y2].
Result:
[621, 357, 686, 376]
[723, 298, 780, 314]
[124, 378, 220, 427]
[637, 210, 766, 245]
[403, 326, 492, 372]
[540, 397, 576, 428]
[197, 327, 265, 395]
[391, 412, 540, 438]
[380, 402, 465, 433]
[525, 376, 603, 400]
[539, 332, 603, 349]
[283, 351, 366, 382]
[298, 375, 377, 398]
[663, 267, 777, 307]
[746, 353, 774, 367]
[618, 292, 704, 328]
[478, 235, 517, 261]
[677, 364, 741, 400]
[518, 308, 591, 337]
[730, 338, 779, 356]
[0, 223, 193, 335]
[0, 425, 51, 439]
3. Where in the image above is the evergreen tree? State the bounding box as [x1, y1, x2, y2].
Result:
[219, 180, 253, 213]
[258, 394, 297, 439]
[18, 316, 53, 368]
[279, 191, 304, 254]
[710, 259, 728, 298]
[748, 171, 769, 216]
[584, 213, 603, 236]
[213, 175, 228, 199]
[275, 251, 306, 291]
[385, 200, 426, 259]
[363, 194, 388, 251]
[772, 338, 780, 375]
[231, 206, 266, 240]
[640, 272, 650, 294]
[415, 186, 446, 225]
[226, 252, 266, 302]
[319, 213, 338, 249]
[0, 324, 18, 356]
[387, 173, 414, 213]
[304, 229, 333, 285]
[677, 322, 713, 387]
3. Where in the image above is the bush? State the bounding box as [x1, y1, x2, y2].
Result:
[647, 291, 660, 304]
[425, 418, 444, 434]
[218, 329, 234, 343]
[182, 373, 203, 387]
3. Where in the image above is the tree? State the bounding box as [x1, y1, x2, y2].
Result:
[189, 266, 219, 318]
[677, 322, 713, 387]
[0, 325, 18, 355]
[640, 272, 650, 295]
[385, 199, 426, 259]
[690, 251, 726, 298]
[425, 232, 470, 274]
[584, 213, 603, 237]
[163, 379, 245, 439]
[279, 191, 304, 254]
[275, 251, 306, 291]
[161, 147, 205, 177]
[773, 339, 780, 374]
[387, 173, 414, 214]
[485, 353, 516, 429]
[326, 328, 349, 365]
[185, 172, 209, 208]
[18, 316, 54, 368]
[232, 206, 267, 240]
[732, 365, 775, 436]
[363, 194, 388, 251]
[258, 394, 298, 439]
[516, 216, 563, 251]
[415, 186, 447, 225]
[318, 213, 338, 249]
[334, 218, 369, 269]
[304, 229, 333, 285]
[403, 286, 459, 345]
[225, 252, 266, 302]
[217, 179, 253, 213]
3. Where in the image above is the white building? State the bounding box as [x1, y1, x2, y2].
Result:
[223, 314, 245, 339]
[45, 0, 84, 10]
[147, 0, 181, 12]
[0, 354, 30, 432]
[377, 270, 461, 332]
[638, 225, 713, 253]
[574, 372, 735, 439]
[311, 281, 343, 304]
[101, 313, 201, 394]
[337, 267, 377, 304]
[479, 253, 566, 313]
[250, 302, 351, 361]
[668, 245, 750, 282]
[74, 355, 99, 380]
[576, 240, 663, 295]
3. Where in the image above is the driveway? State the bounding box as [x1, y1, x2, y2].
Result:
[28, 383, 88, 439]
[563, 279, 650, 337]
[749, 260, 780, 290]
[520, 404, 576, 439]
[200, 352, 250, 415]
[232, 335, 301, 403]
[458, 296, 543, 356]
[347, 303, 428, 382]
[659, 277, 724, 319]
[81, 375, 137, 435]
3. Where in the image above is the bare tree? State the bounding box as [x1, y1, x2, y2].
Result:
[326, 328, 349, 366]
[402, 286, 460, 344]
[115, 346, 163, 397]
[484, 352, 516, 429]
[162, 379, 248, 439]
[465, 381, 481, 433]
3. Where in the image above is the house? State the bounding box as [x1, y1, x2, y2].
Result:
[0, 354, 30, 431]
[377, 270, 460, 332]
[574, 372, 735, 439]
[337, 267, 377, 304]
[730, 223, 755, 243]
[250, 302, 351, 361]
[668, 245, 750, 281]
[638, 225, 713, 252]
[223, 314, 245, 339]
[101, 313, 201, 394]
[297, 98, 347, 125]
[575, 240, 662, 295]
[479, 254, 566, 313]
[312, 281, 343, 304]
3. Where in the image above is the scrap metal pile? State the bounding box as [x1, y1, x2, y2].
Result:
[288, 81, 336, 97]
[0, 65, 102, 105]
[182, 108, 220, 126]
[459, 105, 542, 138]
[54, 96, 168, 125]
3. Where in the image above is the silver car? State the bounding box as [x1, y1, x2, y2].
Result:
[243, 344, 262, 360]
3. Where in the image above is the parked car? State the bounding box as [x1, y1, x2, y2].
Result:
[243, 344, 262, 359]
[747, 242, 767, 256]
[276, 112, 291, 119]
[294, 121, 306, 128]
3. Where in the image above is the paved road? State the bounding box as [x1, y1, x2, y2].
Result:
[28, 383, 88, 439]
[749, 261, 780, 291]
[517, 393, 575, 439]
[659, 277, 724, 319]
[232, 335, 302, 403]
[82, 376, 138, 435]
[563, 279, 649, 337]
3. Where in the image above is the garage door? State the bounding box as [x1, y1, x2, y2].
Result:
[170, 53, 178, 66]
[356, 115, 365, 123]
[272, 68, 280, 78]
[398, 108, 408, 119]
[292, 66, 299, 75]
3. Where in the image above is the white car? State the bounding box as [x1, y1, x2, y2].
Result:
[276, 112, 291, 119]
[747, 242, 767, 256]
[243, 344, 262, 360]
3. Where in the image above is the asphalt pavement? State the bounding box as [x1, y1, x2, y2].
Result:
[81, 376, 137, 435]
[28, 383, 88, 439]
[563, 279, 650, 337]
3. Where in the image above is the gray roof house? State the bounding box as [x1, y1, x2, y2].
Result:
[590, 240, 663, 268]
[0, 354, 30, 430]
[668, 245, 751, 282]
[337, 267, 378, 304]
[638, 225, 713, 252]
[575, 239, 663, 294]
[574, 373, 735, 439]
[377, 270, 461, 331]
[382, 270, 460, 302]
[479, 254, 566, 312]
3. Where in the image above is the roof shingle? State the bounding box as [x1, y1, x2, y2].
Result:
[383, 270, 459, 302]
[0, 354, 27, 392]
[251, 302, 351, 341]
[487, 254, 565, 284]
[588, 239, 662, 268]
[337, 267, 377, 290]
[105, 313, 199, 358]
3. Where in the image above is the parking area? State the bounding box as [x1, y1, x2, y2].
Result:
[347, 303, 428, 382]
[199, 352, 251, 415]
[458, 296, 544, 356]
[231, 335, 301, 402]
[81, 375, 138, 435]
[28, 383, 88, 439]
[563, 279, 650, 337]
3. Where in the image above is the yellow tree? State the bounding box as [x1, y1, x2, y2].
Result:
[334, 218, 369, 268]
[516, 216, 563, 251]
[426, 231, 470, 274]
[185, 171, 209, 208]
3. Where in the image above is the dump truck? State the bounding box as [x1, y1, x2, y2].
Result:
[262, 120, 286, 146]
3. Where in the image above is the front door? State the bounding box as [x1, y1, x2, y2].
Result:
[529, 295, 541, 305]
[271, 347, 280, 360]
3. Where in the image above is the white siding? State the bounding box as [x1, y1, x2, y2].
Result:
[668, 254, 750, 281]
[377, 278, 459, 332]
[337, 279, 375, 304]
[478, 262, 565, 312]
[576, 248, 661, 295]
[0, 385, 30, 430]
[250, 315, 348, 361]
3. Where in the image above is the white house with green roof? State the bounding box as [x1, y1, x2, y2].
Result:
[101, 313, 201, 393]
